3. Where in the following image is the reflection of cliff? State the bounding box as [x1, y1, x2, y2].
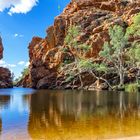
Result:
[28, 91, 140, 140]
[0, 118, 2, 135]
[0, 95, 10, 135]
[0, 96, 10, 109]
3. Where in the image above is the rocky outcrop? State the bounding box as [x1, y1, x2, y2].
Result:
[0, 37, 13, 88]
[19, 0, 140, 89]
[0, 67, 13, 88]
[0, 37, 3, 59]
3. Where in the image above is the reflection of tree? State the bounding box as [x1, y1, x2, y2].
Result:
[22, 94, 31, 109]
[28, 90, 97, 139]
[0, 96, 10, 109]
[28, 90, 140, 140]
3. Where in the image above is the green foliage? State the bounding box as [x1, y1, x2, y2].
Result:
[126, 13, 140, 64]
[62, 14, 140, 88]
[21, 68, 29, 78]
[99, 25, 128, 86]
[13, 68, 29, 85]
[109, 25, 128, 51]
[63, 25, 92, 87]
[63, 59, 72, 65]
[78, 59, 108, 73]
[13, 77, 21, 85]
[61, 47, 69, 53]
[95, 63, 108, 73]
[128, 43, 140, 65]
[64, 25, 91, 54]
[127, 13, 140, 36]
[126, 13, 140, 85]
[125, 83, 139, 93]
[79, 44, 91, 52]
[65, 74, 75, 83]
[99, 42, 111, 60]
[100, 25, 128, 61]
[133, 13, 140, 25]
[78, 59, 94, 71]
[64, 25, 80, 48]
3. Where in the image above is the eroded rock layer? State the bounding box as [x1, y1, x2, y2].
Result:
[20, 0, 140, 89]
[0, 37, 13, 88]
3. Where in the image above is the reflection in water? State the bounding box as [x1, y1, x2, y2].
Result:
[0, 118, 1, 134]
[0, 88, 35, 140]
[28, 90, 140, 140]
[0, 96, 10, 109]
[0, 89, 140, 139]
[0, 96, 10, 135]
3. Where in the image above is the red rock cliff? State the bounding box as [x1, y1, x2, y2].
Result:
[0, 36, 3, 59]
[20, 0, 140, 89]
[0, 36, 13, 88]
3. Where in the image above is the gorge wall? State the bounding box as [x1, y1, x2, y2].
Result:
[0, 37, 13, 88]
[18, 0, 140, 89]
[0, 37, 3, 60]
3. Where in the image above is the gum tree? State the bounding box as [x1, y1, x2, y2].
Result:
[64, 25, 91, 88]
[99, 25, 128, 87]
[126, 13, 140, 84]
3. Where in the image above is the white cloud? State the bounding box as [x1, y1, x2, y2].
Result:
[0, 60, 17, 68]
[14, 33, 18, 37]
[0, 60, 30, 79]
[2, 65, 8, 67]
[0, 60, 6, 65]
[18, 61, 25, 65]
[18, 61, 30, 67]
[0, 0, 38, 15]
[25, 61, 30, 67]
[8, 64, 16, 68]
[14, 33, 24, 38]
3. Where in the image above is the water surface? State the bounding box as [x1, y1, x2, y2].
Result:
[0, 88, 140, 140]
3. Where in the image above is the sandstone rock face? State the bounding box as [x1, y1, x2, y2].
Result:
[0, 37, 13, 88]
[20, 0, 140, 89]
[0, 67, 13, 88]
[0, 36, 3, 59]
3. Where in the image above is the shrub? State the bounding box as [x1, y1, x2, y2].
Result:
[125, 83, 139, 93]
[65, 75, 75, 83]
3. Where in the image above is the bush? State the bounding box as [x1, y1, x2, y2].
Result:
[125, 83, 139, 93]
[64, 25, 80, 48]
[78, 59, 94, 71]
[126, 13, 140, 36]
[65, 75, 75, 83]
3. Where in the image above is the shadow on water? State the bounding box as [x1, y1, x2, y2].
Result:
[0, 89, 140, 139]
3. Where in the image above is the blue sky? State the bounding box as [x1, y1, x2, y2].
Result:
[0, 0, 70, 78]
